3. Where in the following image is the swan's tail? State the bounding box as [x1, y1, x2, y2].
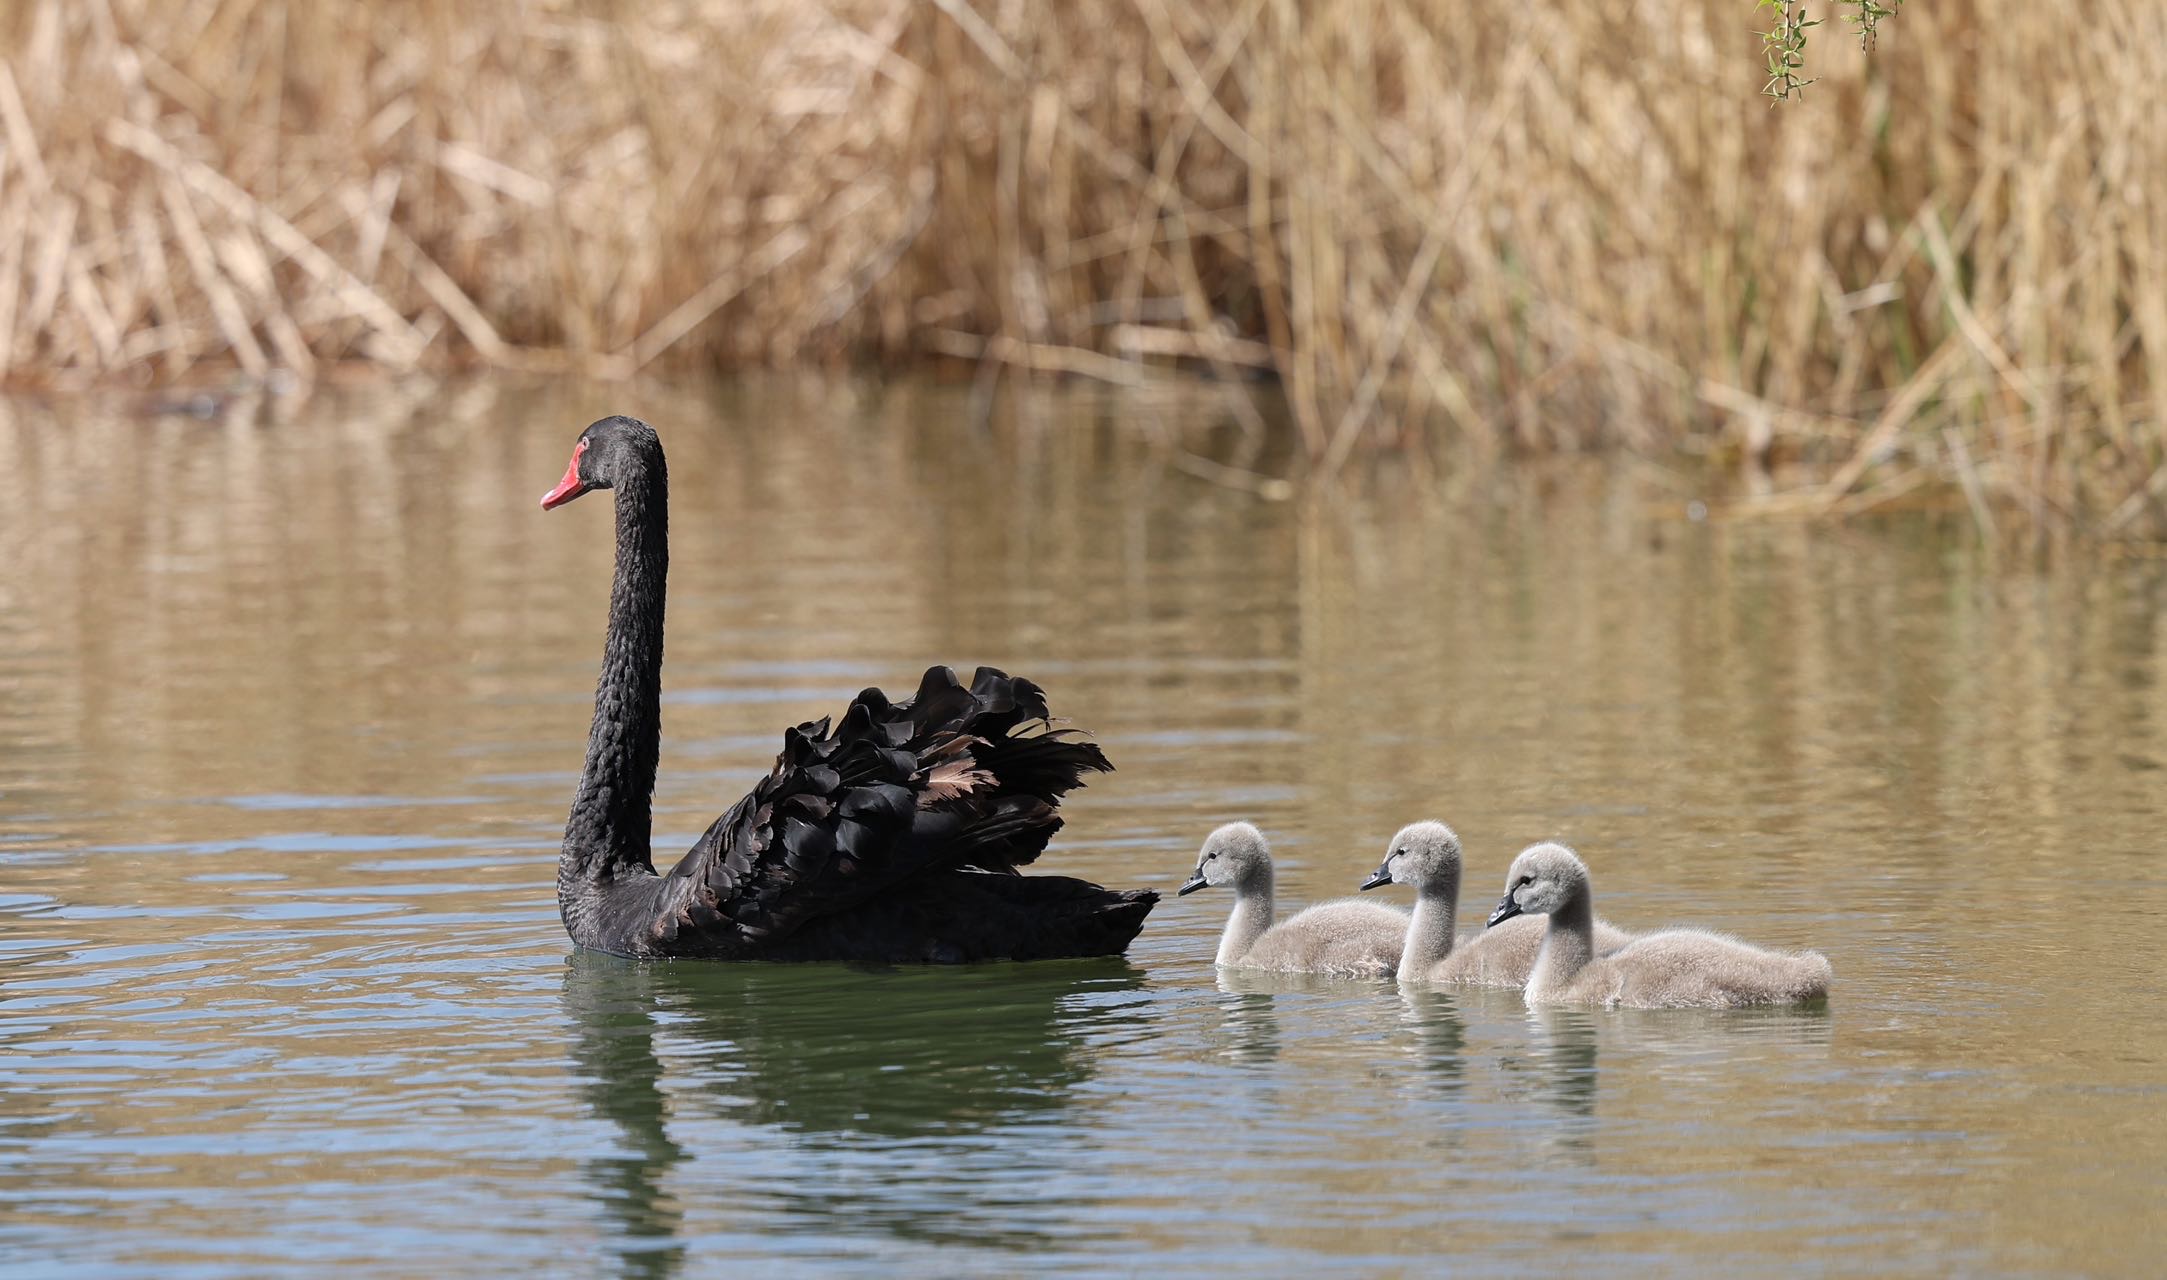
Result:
[841, 665, 1113, 873]
[1787, 950, 1835, 1001]
[984, 877, 1159, 960]
[1734, 947, 1834, 1005]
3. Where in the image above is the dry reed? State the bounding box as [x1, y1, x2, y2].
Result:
[5, 0, 2166, 532]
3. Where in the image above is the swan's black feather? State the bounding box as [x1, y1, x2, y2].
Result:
[758, 869, 1160, 964]
[625, 665, 1131, 958]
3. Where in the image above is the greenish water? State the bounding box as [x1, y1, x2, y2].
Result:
[1, 377, 2163, 1276]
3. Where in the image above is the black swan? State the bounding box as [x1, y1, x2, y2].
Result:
[539, 415, 1156, 961]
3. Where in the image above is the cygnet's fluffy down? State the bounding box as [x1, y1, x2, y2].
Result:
[1432, 914, 1636, 987]
[1488, 842, 1833, 1010]
[1180, 823, 1407, 977]
[1536, 926, 1835, 1008]
[1236, 899, 1409, 977]
[1359, 821, 1633, 987]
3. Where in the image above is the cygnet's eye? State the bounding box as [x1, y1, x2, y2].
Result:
[1206, 851, 1219, 862]
[1513, 874, 1533, 890]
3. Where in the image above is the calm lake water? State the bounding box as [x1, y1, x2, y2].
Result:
[1, 376, 2163, 1276]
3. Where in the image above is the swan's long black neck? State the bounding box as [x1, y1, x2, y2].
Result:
[562, 451, 667, 884]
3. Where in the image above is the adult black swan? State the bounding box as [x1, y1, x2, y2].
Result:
[539, 415, 1156, 961]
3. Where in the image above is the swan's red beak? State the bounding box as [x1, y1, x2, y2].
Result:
[540, 440, 589, 509]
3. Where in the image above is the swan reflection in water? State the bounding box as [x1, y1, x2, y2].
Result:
[561, 951, 1147, 1278]
[1208, 969, 1473, 1090]
[1203, 968, 1291, 1067]
[1393, 986, 1470, 1090]
[1493, 996, 1834, 1164]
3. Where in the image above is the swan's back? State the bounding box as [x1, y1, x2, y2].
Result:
[1239, 898, 1408, 977]
[1428, 916, 1637, 986]
[595, 665, 1142, 959]
[1563, 927, 1833, 1009]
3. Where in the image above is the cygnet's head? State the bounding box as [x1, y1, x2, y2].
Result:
[1487, 842, 1591, 927]
[1178, 822, 1272, 896]
[1358, 821, 1462, 892]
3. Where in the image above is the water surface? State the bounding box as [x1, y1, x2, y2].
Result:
[1, 377, 2162, 1275]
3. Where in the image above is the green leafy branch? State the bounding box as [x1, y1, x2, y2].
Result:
[1759, 1, 1819, 103]
[1758, 0, 1903, 104]
[1835, 0, 1903, 50]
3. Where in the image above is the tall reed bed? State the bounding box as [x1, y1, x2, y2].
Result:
[6, 0, 2166, 531]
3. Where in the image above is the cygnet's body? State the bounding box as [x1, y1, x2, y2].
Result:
[1359, 822, 1634, 987]
[1488, 843, 1833, 1009]
[1179, 823, 1407, 977]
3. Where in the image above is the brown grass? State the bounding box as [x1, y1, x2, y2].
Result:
[7, 0, 2167, 531]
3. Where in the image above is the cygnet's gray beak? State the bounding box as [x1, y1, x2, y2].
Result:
[1486, 891, 1524, 928]
[1177, 870, 1208, 896]
[1358, 863, 1394, 891]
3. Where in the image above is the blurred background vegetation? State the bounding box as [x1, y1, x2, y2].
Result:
[5, 0, 2165, 533]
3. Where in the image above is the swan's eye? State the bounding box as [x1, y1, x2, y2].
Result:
[1513, 875, 1533, 890]
[1206, 851, 1218, 862]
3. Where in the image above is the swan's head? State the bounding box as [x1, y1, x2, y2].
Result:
[1178, 822, 1271, 896]
[1487, 842, 1589, 927]
[1359, 820, 1461, 891]
[541, 415, 661, 509]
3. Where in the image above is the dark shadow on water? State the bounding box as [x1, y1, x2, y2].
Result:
[560, 951, 1148, 1276]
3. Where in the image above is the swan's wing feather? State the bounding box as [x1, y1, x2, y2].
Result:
[650, 665, 1112, 951]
